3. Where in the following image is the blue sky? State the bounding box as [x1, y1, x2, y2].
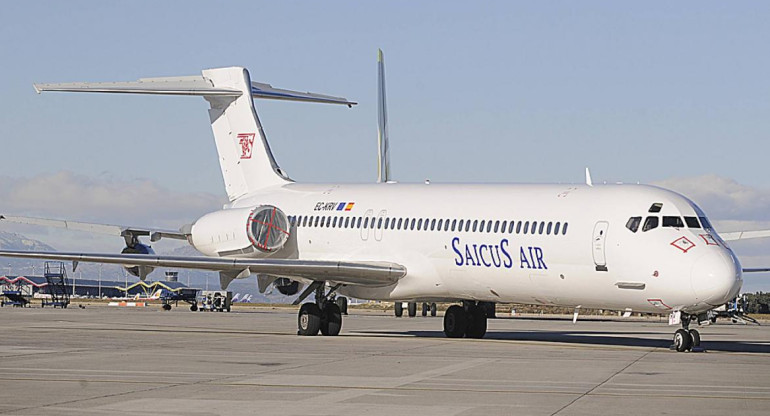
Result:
[3, 1, 770, 290]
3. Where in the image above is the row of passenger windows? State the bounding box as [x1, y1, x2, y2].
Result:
[626, 215, 713, 233]
[288, 215, 569, 236]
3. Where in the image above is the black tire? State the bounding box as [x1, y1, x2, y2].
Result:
[321, 303, 343, 336]
[465, 305, 488, 339]
[408, 302, 417, 317]
[443, 305, 467, 338]
[298, 303, 322, 336]
[421, 303, 428, 316]
[190, 304, 198, 312]
[162, 304, 172, 311]
[336, 296, 348, 315]
[430, 303, 437, 317]
[689, 329, 701, 347]
[394, 302, 403, 317]
[673, 328, 692, 352]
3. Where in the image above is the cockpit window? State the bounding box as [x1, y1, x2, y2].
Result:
[662, 216, 685, 228]
[684, 216, 700, 228]
[626, 217, 642, 233]
[643, 216, 659, 232]
[648, 203, 663, 213]
[699, 216, 713, 230]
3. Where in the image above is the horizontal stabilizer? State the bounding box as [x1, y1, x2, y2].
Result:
[720, 229, 770, 241]
[34, 71, 357, 106]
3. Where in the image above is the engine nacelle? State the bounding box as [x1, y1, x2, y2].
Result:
[274, 277, 301, 296]
[191, 205, 291, 257]
[121, 243, 155, 279]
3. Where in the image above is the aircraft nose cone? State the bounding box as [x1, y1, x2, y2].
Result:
[691, 251, 742, 306]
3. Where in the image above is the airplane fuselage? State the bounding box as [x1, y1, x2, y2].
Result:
[190, 182, 743, 316]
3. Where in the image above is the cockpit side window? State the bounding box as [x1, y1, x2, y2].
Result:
[684, 216, 700, 228]
[643, 216, 659, 232]
[699, 216, 713, 230]
[662, 216, 685, 228]
[626, 217, 642, 233]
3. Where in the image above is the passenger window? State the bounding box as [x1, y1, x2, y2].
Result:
[397, 218, 403, 229]
[458, 219, 464, 231]
[626, 217, 641, 233]
[417, 219, 423, 230]
[684, 216, 700, 228]
[562, 222, 568, 235]
[452, 219, 457, 231]
[431, 219, 437, 231]
[538, 222, 544, 234]
[314, 216, 320, 227]
[377, 218, 383, 229]
[444, 219, 450, 232]
[546, 222, 552, 235]
[643, 216, 659, 232]
[509, 221, 515, 233]
[437, 219, 443, 231]
[499, 221, 505, 233]
[465, 220, 471, 232]
[332, 217, 338, 228]
[363, 217, 369, 229]
[356, 217, 362, 228]
[662, 216, 684, 228]
[523, 221, 530, 234]
[370, 217, 376, 229]
[473, 220, 478, 232]
[384, 218, 390, 229]
[486, 221, 492, 232]
[479, 220, 485, 232]
[554, 222, 561, 235]
[531, 221, 537, 234]
[410, 218, 416, 230]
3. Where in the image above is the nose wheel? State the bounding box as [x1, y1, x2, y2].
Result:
[671, 313, 703, 352]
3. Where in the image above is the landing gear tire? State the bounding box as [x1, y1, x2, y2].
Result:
[689, 329, 701, 348]
[162, 303, 172, 311]
[430, 303, 437, 317]
[673, 328, 693, 352]
[408, 302, 417, 317]
[465, 305, 488, 339]
[394, 302, 403, 317]
[298, 303, 322, 336]
[443, 305, 467, 338]
[421, 303, 428, 317]
[320, 303, 342, 336]
[335, 296, 348, 315]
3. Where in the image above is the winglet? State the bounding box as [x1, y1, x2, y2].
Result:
[585, 167, 593, 187]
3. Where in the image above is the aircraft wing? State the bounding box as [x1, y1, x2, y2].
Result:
[720, 230, 770, 242]
[0, 215, 187, 242]
[0, 250, 406, 287]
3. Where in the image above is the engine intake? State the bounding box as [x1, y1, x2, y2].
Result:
[246, 205, 290, 252]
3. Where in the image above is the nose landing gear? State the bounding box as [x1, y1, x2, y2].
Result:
[671, 313, 703, 353]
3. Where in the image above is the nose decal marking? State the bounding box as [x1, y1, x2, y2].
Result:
[671, 236, 695, 253]
[699, 234, 718, 245]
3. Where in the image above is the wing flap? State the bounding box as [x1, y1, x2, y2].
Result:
[0, 250, 406, 287]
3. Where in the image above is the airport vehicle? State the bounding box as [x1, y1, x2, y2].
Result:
[0, 52, 767, 351]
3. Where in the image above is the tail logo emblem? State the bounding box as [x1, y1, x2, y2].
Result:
[237, 133, 256, 159]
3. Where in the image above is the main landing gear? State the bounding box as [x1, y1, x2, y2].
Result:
[443, 301, 488, 339]
[297, 283, 342, 336]
[671, 313, 703, 353]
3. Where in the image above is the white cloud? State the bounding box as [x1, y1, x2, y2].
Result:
[653, 174, 770, 221]
[0, 171, 225, 228]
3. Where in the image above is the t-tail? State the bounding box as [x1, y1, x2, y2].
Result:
[33, 68, 356, 201]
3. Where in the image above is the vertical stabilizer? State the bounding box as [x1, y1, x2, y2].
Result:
[203, 67, 290, 200]
[377, 49, 391, 183]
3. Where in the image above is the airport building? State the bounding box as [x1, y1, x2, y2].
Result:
[1, 274, 193, 299]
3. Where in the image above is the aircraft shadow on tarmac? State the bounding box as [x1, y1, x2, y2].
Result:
[352, 329, 770, 353]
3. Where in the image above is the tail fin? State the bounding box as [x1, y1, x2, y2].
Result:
[377, 50, 391, 183]
[34, 67, 356, 201]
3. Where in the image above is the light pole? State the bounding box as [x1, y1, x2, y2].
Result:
[6, 264, 11, 276]
[98, 264, 102, 298]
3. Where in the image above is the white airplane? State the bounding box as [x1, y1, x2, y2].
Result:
[1, 51, 768, 352]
